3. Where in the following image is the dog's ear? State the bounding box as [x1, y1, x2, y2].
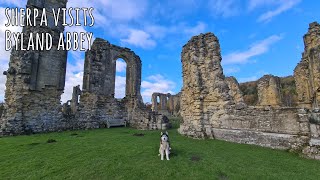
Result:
[166, 131, 168, 135]
[161, 132, 163, 135]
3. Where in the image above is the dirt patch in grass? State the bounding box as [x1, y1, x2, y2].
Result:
[47, 139, 57, 143]
[28, 142, 41, 146]
[190, 154, 201, 162]
[217, 171, 229, 180]
[133, 133, 145, 137]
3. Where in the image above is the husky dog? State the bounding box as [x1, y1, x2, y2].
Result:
[159, 131, 171, 160]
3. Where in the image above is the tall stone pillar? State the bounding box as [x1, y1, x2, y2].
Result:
[294, 22, 320, 109]
[0, 0, 68, 135]
[179, 33, 232, 138]
[159, 94, 168, 110]
[151, 93, 159, 112]
[257, 75, 282, 107]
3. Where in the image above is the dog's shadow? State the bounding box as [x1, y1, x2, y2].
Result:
[169, 147, 184, 157]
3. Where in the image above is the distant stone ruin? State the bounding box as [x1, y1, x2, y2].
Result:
[225, 77, 244, 103]
[257, 75, 282, 107]
[178, 23, 320, 160]
[151, 92, 181, 117]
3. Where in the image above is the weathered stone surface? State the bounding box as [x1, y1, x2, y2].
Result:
[226, 76, 244, 103]
[294, 22, 320, 109]
[79, 38, 152, 129]
[240, 76, 298, 107]
[0, 0, 161, 135]
[178, 32, 311, 154]
[168, 93, 181, 117]
[257, 75, 282, 107]
[179, 32, 232, 138]
[0, 0, 68, 135]
[151, 92, 180, 116]
[0, 103, 4, 119]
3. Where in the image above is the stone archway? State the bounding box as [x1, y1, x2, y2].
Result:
[82, 38, 142, 104]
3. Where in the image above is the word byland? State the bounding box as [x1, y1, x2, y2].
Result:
[5, 31, 93, 51]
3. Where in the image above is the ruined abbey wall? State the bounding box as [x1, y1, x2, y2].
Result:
[78, 38, 141, 128]
[225, 77, 244, 103]
[0, 0, 68, 135]
[178, 32, 317, 158]
[0, 0, 165, 135]
[257, 75, 282, 107]
[294, 22, 320, 109]
[151, 92, 180, 117]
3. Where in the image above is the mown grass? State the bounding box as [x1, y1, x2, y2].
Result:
[0, 127, 320, 180]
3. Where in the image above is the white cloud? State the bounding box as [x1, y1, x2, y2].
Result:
[141, 74, 176, 102]
[223, 35, 283, 65]
[101, 0, 147, 21]
[184, 22, 207, 36]
[68, 0, 147, 23]
[208, 0, 239, 17]
[116, 60, 127, 73]
[115, 76, 126, 98]
[120, 29, 156, 49]
[0, 7, 23, 102]
[224, 67, 240, 74]
[248, 0, 301, 22]
[1, 0, 26, 7]
[61, 56, 85, 103]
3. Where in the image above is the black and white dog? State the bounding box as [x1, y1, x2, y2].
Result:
[159, 131, 171, 160]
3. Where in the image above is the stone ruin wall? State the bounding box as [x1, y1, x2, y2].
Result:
[178, 31, 319, 159]
[294, 22, 320, 109]
[0, 0, 69, 135]
[257, 75, 282, 107]
[0, 103, 4, 119]
[225, 77, 244, 104]
[151, 92, 181, 117]
[0, 0, 166, 135]
[294, 22, 320, 159]
[168, 93, 181, 116]
[75, 38, 154, 130]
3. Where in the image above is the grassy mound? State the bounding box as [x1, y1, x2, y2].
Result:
[0, 128, 319, 179]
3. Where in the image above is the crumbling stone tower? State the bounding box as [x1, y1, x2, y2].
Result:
[294, 22, 320, 109]
[179, 33, 232, 137]
[0, 0, 68, 135]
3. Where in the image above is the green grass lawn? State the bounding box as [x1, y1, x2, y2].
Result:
[1, 127, 320, 180]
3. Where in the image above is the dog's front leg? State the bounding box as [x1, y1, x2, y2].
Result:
[165, 149, 170, 160]
[160, 151, 164, 160]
